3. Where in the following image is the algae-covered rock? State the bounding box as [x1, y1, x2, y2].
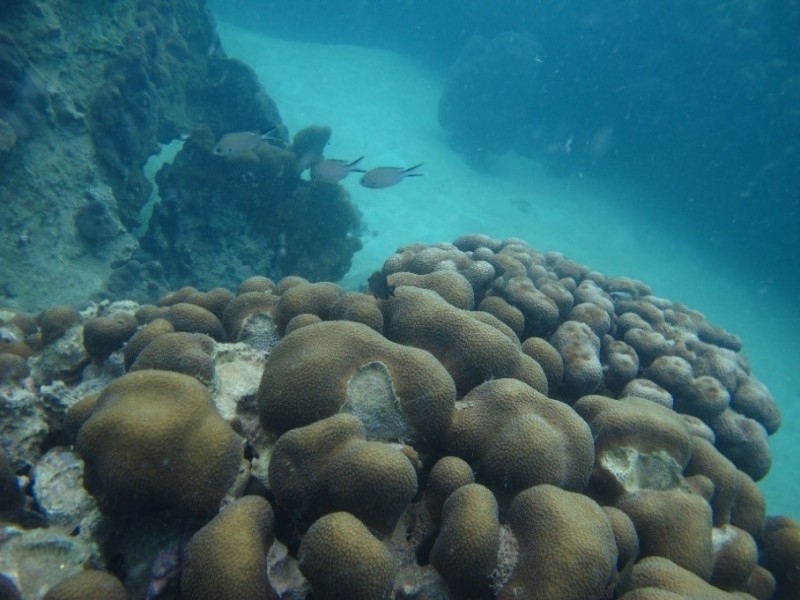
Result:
[0, 527, 97, 600]
[143, 127, 362, 290]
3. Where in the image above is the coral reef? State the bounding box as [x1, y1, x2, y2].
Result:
[0, 235, 792, 598]
[383, 286, 548, 395]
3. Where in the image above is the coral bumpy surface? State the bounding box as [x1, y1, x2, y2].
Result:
[0, 235, 795, 600]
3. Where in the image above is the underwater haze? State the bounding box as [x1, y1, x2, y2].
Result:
[2, 0, 800, 597]
[208, 0, 799, 516]
[212, 0, 800, 288]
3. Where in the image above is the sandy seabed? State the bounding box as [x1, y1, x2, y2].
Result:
[216, 22, 799, 519]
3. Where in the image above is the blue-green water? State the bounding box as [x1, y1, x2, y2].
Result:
[212, 0, 800, 293]
[209, 1, 800, 518]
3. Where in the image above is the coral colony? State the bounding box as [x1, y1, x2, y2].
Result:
[1, 236, 795, 598]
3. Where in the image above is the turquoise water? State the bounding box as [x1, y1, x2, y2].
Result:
[215, 21, 799, 518]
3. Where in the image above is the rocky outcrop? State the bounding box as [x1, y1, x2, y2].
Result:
[0, 0, 357, 311]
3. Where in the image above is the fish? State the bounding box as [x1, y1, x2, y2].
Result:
[213, 126, 281, 156]
[368, 271, 395, 299]
[310, 156, 366, 183]
[359, 163, 424, 189]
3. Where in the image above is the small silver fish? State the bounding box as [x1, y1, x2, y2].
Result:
[360, 163, 424, 189]
[311, 156, 366, 183]
[213, 126, 281, 156]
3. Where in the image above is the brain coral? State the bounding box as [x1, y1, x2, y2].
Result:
[272, 281, 345, 334]
[709, 407, 772, 481]
[574, 395, 693, 502]
[501, 484, 618, 599]
[763, 517, 800, 600]
[164, 302, 226, 341]
[268, 414, 417, 534]
[129, 331, 216, 383]
[710, 524, 759, 593]
[0, 352, 29, 384]
[521, 336, 564, 392]
[221, 291, 279, 344]
[732, 376, 781, 435]
[430, 483, 500, 598]
[38, 305, 81, 345]
[184, 287, 234, 321]
[423, 455, 475, 522]
[444, 378, 594, 504]
[622, 556, 755, 599]
[122, 317, 174, 369]
[477, 295, 525, 338]
[382, 286, 548, 395]
[76, 370, 243, 516]
[387, 270, 476, 310]
[602, 339, 640, 391]
[181, 495, 276, 600]
[236, 275, 276, 295]
[283, 312, 322, 334]
[82, 312, 138, 361]
[492, 273, 561, 337]
[549, 319, 604, 399]
[685, 436, 766, 537]
[329, 291, 384, 332]
[42, 570, 127, 600]
[298, 511, 395, 600]
[258, 320, 455, 443]
[616, 488, 714, 580]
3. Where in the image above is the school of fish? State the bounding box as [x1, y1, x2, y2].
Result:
[213, 128, 424, 189]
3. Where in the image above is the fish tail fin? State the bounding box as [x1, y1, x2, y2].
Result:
[261, 125, 283, 141]
[404, 162, 424, 177]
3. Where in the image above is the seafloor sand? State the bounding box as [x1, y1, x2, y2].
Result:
[216, 22, 799, 518]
